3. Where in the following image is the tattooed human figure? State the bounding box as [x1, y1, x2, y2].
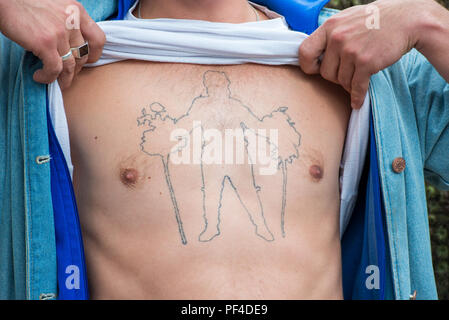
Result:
[137, 71, 301, 244]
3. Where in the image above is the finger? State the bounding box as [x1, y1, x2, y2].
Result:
[319, 36, 342, 84]
[57, 39, 76, 90]
[337, 56, 355, 93]
[69, 29, 88, 75]
[350, 67, 371, 109]
[79, 5, 105, 63]
[298, 26, 327, 75]
[32, 31, 63, 84]
[33, 48, 63, 84]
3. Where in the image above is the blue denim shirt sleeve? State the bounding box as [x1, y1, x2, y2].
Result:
[318, 8, 449, 191]
[405, 49, 449, 190]
[0, 0, 119, 300]
[0, 34, 28, 299]
[1, 33, 61, 300]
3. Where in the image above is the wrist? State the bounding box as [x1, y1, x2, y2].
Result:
[0, 0, 13, 18]
[414, 0, 449, 52]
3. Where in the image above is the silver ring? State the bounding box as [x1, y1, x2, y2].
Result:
[61, 50, 73, 61]
[71, 42, 89, 59]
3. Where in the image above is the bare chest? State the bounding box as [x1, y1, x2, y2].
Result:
[63, 61, 350, 242]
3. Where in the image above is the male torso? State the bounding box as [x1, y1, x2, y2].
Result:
[62, 60, 351, 299]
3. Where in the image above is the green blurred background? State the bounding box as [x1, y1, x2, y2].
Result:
[325, 0, 449, 300]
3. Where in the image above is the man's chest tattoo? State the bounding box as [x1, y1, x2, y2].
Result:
[136, 70, 301, 245]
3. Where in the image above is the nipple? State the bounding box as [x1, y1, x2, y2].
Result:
[309, 164, 323, 182]
[120, 168, 139, 187]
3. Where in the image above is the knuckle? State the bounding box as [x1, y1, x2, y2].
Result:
[65, 59, 76, 74]
[55, 61, 64, 75]
[39, 32, 56, 47]
[100, 31, 106, 46]
[300, 62, 314, 75]
[89, 33, 106, 52]
[324, 16, 339, 28]
[83, 18, 96, 29]
[298, 43, 313, 62]
[94, 29, 106, 47]
[342, 45, 357, 59]
[41, 27, 67, 46]
[356, 54, 371, 66]
[86, 41, 99, 55]
[368, 61, 381, 75]
[48, 63, 63, 78]
[55, 27, 68, 41]
[298, 46, 309, 62]
[330, 30, 346, 46]
[30, 43, 44, 57]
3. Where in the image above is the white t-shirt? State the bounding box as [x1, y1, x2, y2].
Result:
[48, 1, 370, 236]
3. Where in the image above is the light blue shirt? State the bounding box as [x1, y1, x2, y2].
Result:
[1, 0, 448, 300]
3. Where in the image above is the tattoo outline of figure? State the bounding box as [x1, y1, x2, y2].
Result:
[137, 71, 301, 244]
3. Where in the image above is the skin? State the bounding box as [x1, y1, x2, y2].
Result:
[61, 0, 351, 300]
[138, 0, 263, 23]
[299, 0, 449, 109]
[63, 61, 351, 300]
[0, 0, 105, 89]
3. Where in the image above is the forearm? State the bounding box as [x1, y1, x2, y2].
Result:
[415, 0, 449, 82]
[0, 0, 8, 11]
